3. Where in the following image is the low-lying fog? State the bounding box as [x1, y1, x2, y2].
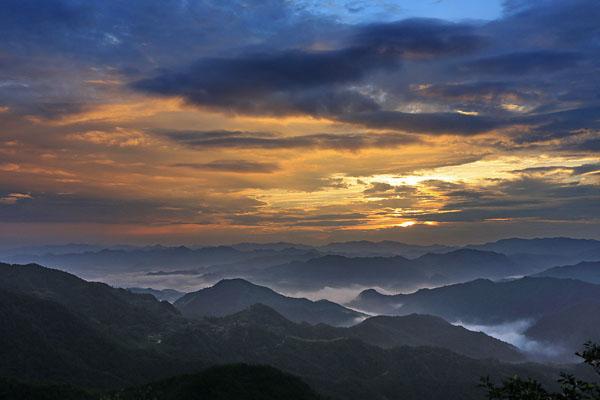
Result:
[53, 268, 579, 363]
[89, 270, 433, 304]
[453, 320, 571, 362]
[93, 271, 212, 293]
[285, 285, 398, 305]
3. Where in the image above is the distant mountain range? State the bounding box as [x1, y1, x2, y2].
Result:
[1, 238, 598, 300]
[467, 237, 600, 256]
[174, 278, 365, 326]
[533, 261, 600, 284]
[253, 249, 525, 291]
[468, 238, 600, 270]
[524, 301, 600, 352]
[348, 276, 600, 324]
[317, 241, 455, 258]
[1, 262, 577, 400]
[348, 276, 600, 359]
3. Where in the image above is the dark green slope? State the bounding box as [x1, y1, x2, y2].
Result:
[347, 314, 524, 362]
[0, 263, 578, 400]
[0, 288, 184, 389]
[158, 305, 561, 400]
[0, 263, 180, 343]
[0, 378, 94, 400]
[110, 364, 323, 400]
[0, 365, 323, 400]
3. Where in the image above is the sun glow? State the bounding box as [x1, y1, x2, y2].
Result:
[397, 221, 417, 228]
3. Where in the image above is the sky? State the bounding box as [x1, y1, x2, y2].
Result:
[0, 0, 599, 246]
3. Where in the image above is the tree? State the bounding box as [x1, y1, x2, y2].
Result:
[481, 342, 600, 400]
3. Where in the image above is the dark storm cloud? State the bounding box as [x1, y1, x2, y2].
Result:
[568, 138, 600, 152]
[571, 163, 600, 175]
[2, 0, 599, 146]
[0, 192, 193, 224]
[412, 81, 530, 101]
[126, 0, 600, 140]
[512, 107, 600, 146]
[410, 177, 600, 222]
[461, 51, 582, 75]
[340, 110, 504, 135]
[133, 18, 485, 117]
[0, 0, 340, 117]
[162, 130, 421, 150]
[134, 47, 389, 116]
[172, 160, 280, 173]
[353, 18, 486, 59]
[0, 191, 265, 224]
[512, 163, 600, 176]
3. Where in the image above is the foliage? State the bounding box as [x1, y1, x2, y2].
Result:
[482, 342, 600, 400]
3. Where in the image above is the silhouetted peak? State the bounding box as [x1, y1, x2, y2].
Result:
[357, 288, 384, 298]
[214, 278, 262, 289]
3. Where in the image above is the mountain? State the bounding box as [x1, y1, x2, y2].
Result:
[467, 237, 600, 256]
[318, 240, 456, 258]
[0, 364, 324, 400]
[230, 242, 314, 251]
[348, 277, 600, 324]
[126, 287, 186, 303]
[255, 249, 527, 291]
[346, 314, 524, 362]
[0, 263, 181, 343]
[3, 245, 325, 280]
[178, 304, 523, 362]
[467, 238, 600, 270]
[174, 278, 365, 326]
[254, 254, 427, 290]
[197, 248, 323, 283]
[0, 264, 580, 399]
[110, 364, 324, 400]
[0, 377, 94, 400]
[525, 302, 600, 355]
[0, 287, 181, 388]
[0, 243, 114, 257]
[3, 246, 248, 276]
[414, 249, 521, 282]
[163, 305, 566, 400]
[533, 261, 600, 284]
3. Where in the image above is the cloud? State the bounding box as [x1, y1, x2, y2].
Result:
[172, 160, 280, 174]
[68, 128, 153, 147]
[162, 130, 421, 150]
[133, 18, 484, 117]
[340, 110, 504, 135]
[363, 182, 417, 197]
[0, 191, 264, 224]
[454, 319, 567, 359]
[353, 18, 486, 59]
[461, 51, 582, 75]
[512, 163, 600, 176]
[410, 176, 600, 222]
[0, 193, 33, 205]
[1, 0, 599, 245]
